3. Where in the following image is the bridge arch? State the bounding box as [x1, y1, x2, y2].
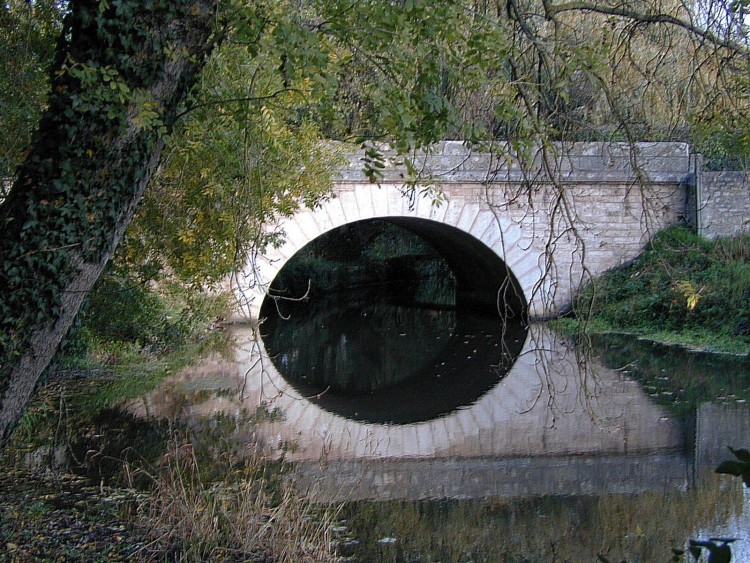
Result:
[237, 183, 542, 319]
[235, 142, 692, 320]
[224, 142, 691, 462]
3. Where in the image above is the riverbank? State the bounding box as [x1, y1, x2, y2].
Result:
[557, 225, 750, 356]
[551, 318, 750, 357]
[0, 365, 333, 562]
[2, 349, 746, 563]
[2, 325, 749, 561]
[0, 470, 150, 562]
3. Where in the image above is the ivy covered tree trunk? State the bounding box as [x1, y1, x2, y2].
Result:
[0, 0, 217, 447]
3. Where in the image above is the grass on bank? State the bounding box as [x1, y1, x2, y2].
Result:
[4, 405, 335, 561]
[558, 225, 750, 355]
[6, 331, 334, 558]
[141, 429, 334, 562]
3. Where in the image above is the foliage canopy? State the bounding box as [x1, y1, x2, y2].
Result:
[3, 0, 749, 291]
[93, 0, 750, 290]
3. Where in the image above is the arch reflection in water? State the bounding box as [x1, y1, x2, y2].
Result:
[259, 217, 527, 424]
[234, 324, 683, 467]
[126, 328, 746, 505]
[122, 330, 748, 561]
[260, 287, 527, 424]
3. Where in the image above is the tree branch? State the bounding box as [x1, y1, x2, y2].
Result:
[175, 88, 305, 120]
[544, 0, 749, 56]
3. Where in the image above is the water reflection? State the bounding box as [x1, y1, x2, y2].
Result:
[129, 325, 687, 475]
[265, 292, 458, 394]
[126, 326, 750, 495]
[259, 286, 526, 424]
[336, 472, 748, 562]
[126, 327, 750, 560]
[593, 333, 750, 416]
[123, 326, 750, 561]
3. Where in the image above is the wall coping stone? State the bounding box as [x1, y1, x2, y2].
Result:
[334, 141, 692, 185]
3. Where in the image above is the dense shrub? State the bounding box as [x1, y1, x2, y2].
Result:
[575, 225, 750, 346]
[55, 268, 229, 366]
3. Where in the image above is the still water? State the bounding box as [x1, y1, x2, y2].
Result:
[129, 288, 750, 561]
[259, 286, 527, 424]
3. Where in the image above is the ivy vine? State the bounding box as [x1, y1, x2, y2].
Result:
[0, 0, 215, 367]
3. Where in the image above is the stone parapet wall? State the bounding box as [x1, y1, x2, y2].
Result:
[337, 141, 750, 240]
[699, 171, 750, 239]
[336, 141, 693, 185]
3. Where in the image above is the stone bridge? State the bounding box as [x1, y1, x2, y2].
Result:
[235, 141, 694, 320]
[208, 142, 734, 501]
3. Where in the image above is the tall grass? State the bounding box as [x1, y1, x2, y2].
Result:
[137, 433, 334, 562]
[6, 368, 334, 561]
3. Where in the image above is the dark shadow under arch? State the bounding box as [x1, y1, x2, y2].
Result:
[379, 216, 527, 318]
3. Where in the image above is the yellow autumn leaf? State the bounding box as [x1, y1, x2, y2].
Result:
[673, 280, 702, 311]
[178, 230, 195, 244]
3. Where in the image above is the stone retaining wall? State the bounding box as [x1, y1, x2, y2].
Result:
[698, 170, 750, 239]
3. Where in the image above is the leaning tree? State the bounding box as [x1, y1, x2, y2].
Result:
[0, 0, 218, 445]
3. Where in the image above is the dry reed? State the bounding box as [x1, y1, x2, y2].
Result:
[136, 434, 334, 562]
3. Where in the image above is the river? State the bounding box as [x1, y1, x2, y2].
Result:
[127, 287, 750, 561]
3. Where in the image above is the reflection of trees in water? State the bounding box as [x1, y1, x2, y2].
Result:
[340, 471, 741, 562]
[268, 298, 456, 393]
[591, 333, 750, 414]
[260, 287, 527, 423]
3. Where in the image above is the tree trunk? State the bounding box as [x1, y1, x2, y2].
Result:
[0, 0, 217, 447]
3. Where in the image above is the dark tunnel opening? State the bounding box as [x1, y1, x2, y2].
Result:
[379, 217, 526, 318]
